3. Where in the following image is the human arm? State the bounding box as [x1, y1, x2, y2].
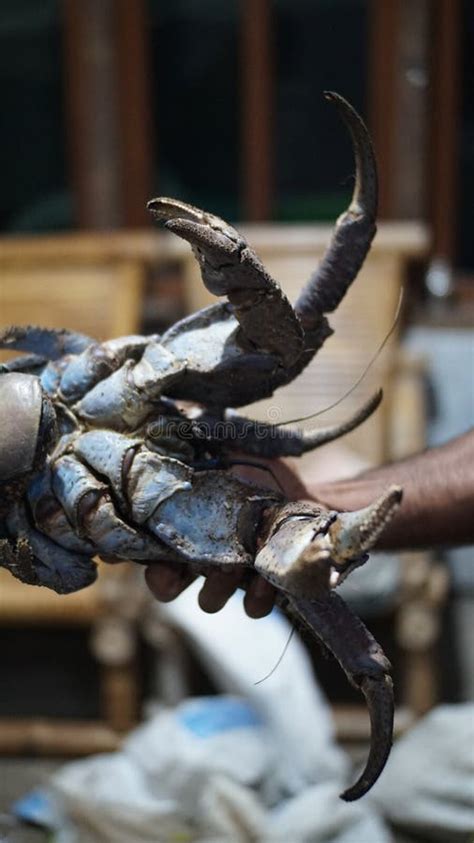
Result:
[311, 429, 474, 550]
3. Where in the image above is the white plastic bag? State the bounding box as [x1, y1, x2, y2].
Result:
[371, 704, 474, 841]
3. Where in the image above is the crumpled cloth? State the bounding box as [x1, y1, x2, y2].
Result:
[370, 703, 474, 841]
[47, 696, 391, 843]
[43, 585, 391, 842]
[19, 585, 473, 842]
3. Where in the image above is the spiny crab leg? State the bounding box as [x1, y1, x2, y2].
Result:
[147, 197, 306, 369]
[286, 592, 394, 802]
[255, 486, 402, 800]
[0, 325, 94, 359]
[295, 92, 378, 330]
[192, 389, 382, 459]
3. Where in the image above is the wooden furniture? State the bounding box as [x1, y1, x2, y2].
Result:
[0, 565, 144, 755]
[0, 229, 188, 342]
[0, 233, 159, 753]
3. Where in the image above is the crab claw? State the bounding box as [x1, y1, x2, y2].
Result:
[286, 592, 394, 801]
[147, 197, 243, 292]
[148, 197, 304, 367]
[255, 486, 402, 596]
[326, 485, 403, 585]
[147, 197, 232, 235]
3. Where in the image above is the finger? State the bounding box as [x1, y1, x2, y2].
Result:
[244, 575, 276, 618]
[198, 568, 244, 613]
[145, 562, 195, 602]
[272, 458, 311, 500]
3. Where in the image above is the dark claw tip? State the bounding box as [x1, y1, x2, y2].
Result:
[340, 674, 394, 801]
[323, 91, 347, 107]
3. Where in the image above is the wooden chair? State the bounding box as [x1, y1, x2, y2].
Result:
[0, 232, 163, 754]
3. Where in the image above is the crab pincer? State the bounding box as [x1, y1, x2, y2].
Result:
[148, 197, 305, 369]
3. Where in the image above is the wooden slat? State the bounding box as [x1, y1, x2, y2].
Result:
[116, 0, 155, 227]
[428, 0, 461, 262]
[0, 230, 173, 265]
[392, 0, 431, 218]
[368, 0, 400, 218]
[62, 0, 122, 228]
[0, 720, 121, 755]
[240, 0, 273, 221]
[0, 261, 143, 342]
[0, 570, 101, 626]
[61, 1, 154, 229]
[0, 221, 428, 266]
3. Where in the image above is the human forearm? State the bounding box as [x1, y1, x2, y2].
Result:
[309, 430, 474, 550]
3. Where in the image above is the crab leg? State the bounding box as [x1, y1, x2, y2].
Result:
[3, 504, 97, 593]
[192, 389, 382, 458]
[147, 198, 305, 369]
[0, 354, 47, 375]
[287, 592, 393, 801]
[0, 325, 94, 359]
[295, 92, 378, 331]
[253, 487, 401, 799]
[0, 535, 38, 586]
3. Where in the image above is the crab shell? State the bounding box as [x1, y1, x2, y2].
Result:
[0, 373, 56, 507]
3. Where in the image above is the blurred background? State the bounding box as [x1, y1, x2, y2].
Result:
[0, 2, 473, 841]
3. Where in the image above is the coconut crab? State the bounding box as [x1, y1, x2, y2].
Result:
[0, 93, 401, 801]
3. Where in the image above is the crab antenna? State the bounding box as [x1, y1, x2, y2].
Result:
[295, 92, 378, 328]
